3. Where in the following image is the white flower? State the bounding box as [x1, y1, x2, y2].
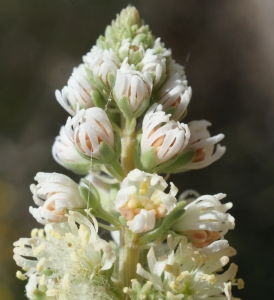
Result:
[114, 59, 153, 118]
[140, 48, 167, 87]
[65, 107, 114, 159]
[136, 235, 238, 299]
[84, 47, 120, 88]
[114, 169, 177, 233]
[52, 126, 90, 174]
[55, 64, 95, 116]
[171, 194, 235, 249]
[141, 103, 190, 167]
[13, 211, 116, 300]
[153, 38, 171, 58]
[29, 172, 86, 224]
[167, 59, 187, 79]
[183, 120, 226, 170]
[158, 73, 192, 120]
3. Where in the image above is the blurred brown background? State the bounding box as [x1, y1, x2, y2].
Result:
[1, 0, 274, 299]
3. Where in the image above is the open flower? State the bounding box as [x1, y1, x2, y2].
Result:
[140, 103, 190, 170]
[158, 73, 192, 121]
[114, 59, 153, 118]
[14, 211, 116, 299]
[55, 64, 95, 116]
[29, 172, 86, 224]
[114, 169, 177, 233]
[133, 235, 238, 300]
[52, 126, 90, 174]
[65, 107, 114, 160]
[171, 194, 235, 249]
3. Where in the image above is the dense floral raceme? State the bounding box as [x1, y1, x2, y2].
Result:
[14, 5, 242, 300]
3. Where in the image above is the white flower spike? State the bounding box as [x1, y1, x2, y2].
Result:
[29, 172, 86, 224]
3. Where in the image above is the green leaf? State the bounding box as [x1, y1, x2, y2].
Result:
[99, 142, 116, 164]
[164, 150, 196, 173]
[140, 146, 156, 171]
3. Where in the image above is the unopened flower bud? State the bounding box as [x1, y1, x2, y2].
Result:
[52, 126, 90, 174]
[29, 173, 86, 224]
[55, 64, 95, 116]
[114, 60, 153, 118]
[65, 107, 116, 163]
[140, 104, 190, 171]
[158, 73, 192, 120]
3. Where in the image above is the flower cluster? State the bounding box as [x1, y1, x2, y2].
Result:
[14, 6, 242, 300]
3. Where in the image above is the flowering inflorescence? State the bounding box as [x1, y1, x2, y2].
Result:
[14, 6, 242, 300]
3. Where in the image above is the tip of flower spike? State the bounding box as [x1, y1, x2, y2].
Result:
[116, 6, 141, 28]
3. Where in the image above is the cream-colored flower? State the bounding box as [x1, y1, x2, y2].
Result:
[158, 73, 192, 120]
[65, 107, 114, 159]
[172, 194, 235, 250]
[52, 126, 90, 174]
[14, 211, 116, 300]
[29, 172, 86, 224]
[55, 64, 95, 116]
[114, 59, 153, 118]
[136, 235, 238, 299]
[141, 103, 190, 167]
[114, 169, 177, 233]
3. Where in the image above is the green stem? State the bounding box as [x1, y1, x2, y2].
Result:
[105, 161, 125, 181]
[119, 228, 140, 289]
[95, 209, 121, 228]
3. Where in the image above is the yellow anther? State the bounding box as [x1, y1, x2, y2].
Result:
[176, 271, 190, 282]
[48, 229, 62, 240]
[16, 271, 27, 281]
[31, 228, 39, 238]
[127, 197, 140, 209]
[38, 229, 45, 238]
[139, 179, 150, 196]
[169, 280, 182, 292]
[199, 274, 216, 284]
[33, 243, 46, 256]
[36, 257, 46, 272]
[165, 263, 180, 277]
[237, 278, 244, 289]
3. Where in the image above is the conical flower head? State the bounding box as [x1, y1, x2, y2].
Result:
[65, 107, 115, 162]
